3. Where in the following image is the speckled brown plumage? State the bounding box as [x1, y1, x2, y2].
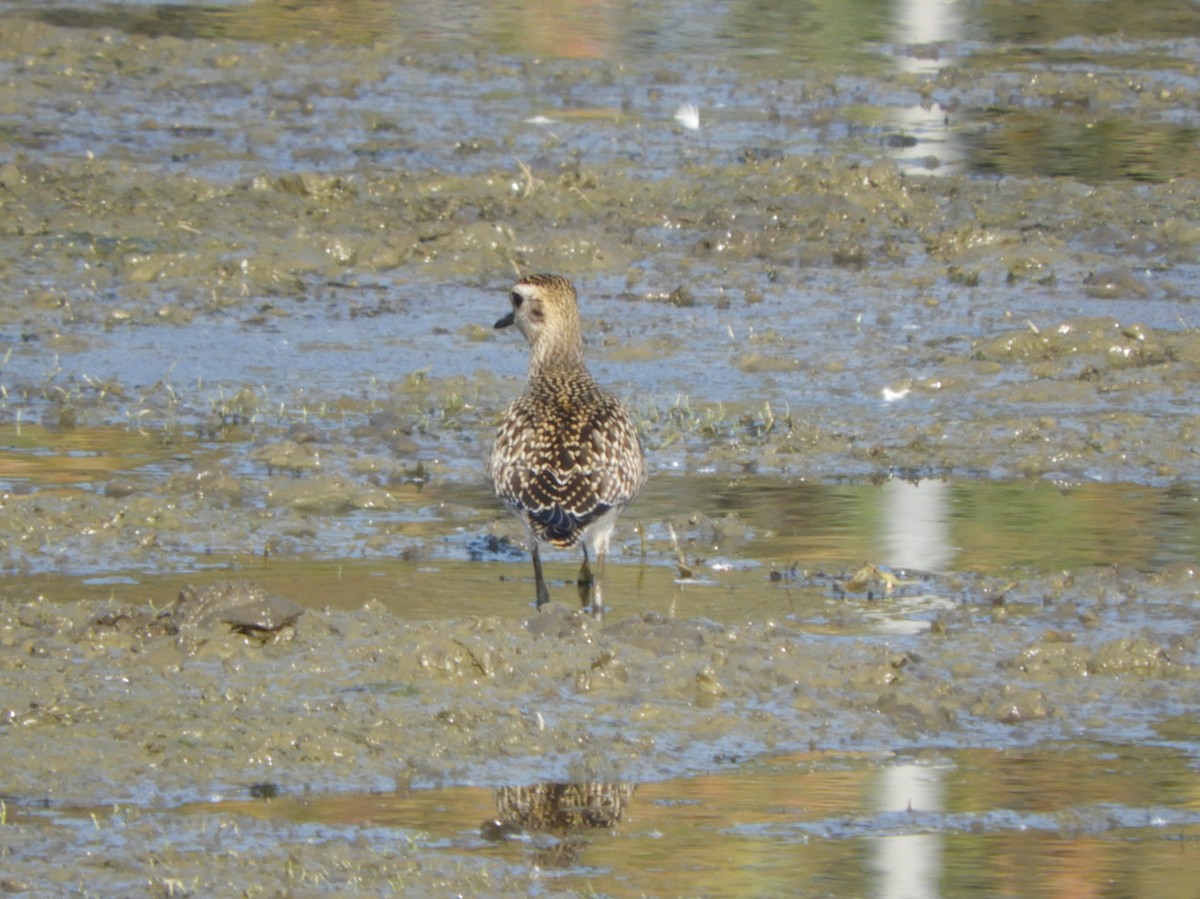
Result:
[488, 274, 646, 613]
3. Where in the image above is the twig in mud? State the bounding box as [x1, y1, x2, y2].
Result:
[668, 522, 693, 579]
[451, 639, 493, 677]
[512, 157, 543, 197]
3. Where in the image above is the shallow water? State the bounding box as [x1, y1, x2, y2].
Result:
[4, 443, 1199, 622]
[9, 745, 1200, 897]
[2, 0, 1200, 895]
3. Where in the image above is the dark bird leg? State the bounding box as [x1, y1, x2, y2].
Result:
[577, 548, 594, 600]
[577, 545, 605, 619]
[531, 543, 551, 608]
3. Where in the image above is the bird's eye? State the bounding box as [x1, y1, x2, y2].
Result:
[510, 290, 523, 308]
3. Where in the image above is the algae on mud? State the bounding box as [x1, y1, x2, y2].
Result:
[1, 565, 1198, 892]
[1, 567, 1196, 808]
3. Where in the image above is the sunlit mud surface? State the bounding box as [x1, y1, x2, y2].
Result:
[2, 0, 1200, 895]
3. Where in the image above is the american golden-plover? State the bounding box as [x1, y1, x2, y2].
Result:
[488, 274, 646, 614]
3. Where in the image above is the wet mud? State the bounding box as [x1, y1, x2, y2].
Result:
[2, 0, 1200, 895]
[3, 564, 1198, 892]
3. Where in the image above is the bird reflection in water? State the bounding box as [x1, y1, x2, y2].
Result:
[481, 781, 636, 867]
